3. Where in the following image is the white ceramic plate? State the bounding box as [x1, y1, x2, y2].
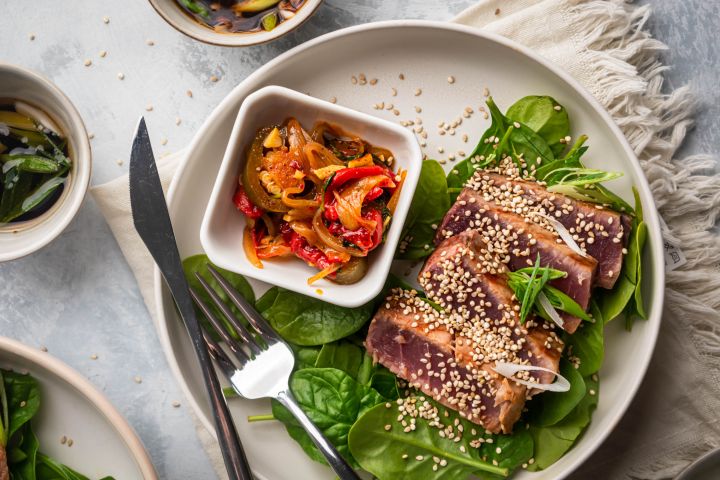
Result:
[155, 21, 664, 479]
[0, 336, 156, 479]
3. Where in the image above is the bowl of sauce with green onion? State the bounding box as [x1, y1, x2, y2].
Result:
[148, 0, 323, 47]
[0, 63, 91, 262]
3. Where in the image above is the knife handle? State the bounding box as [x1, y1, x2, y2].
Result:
[173, 281, 254, 480]
[197, 342, 254, 480]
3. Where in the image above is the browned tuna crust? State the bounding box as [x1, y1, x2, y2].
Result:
[435, 189, 597, 333]
[366, 295, 526, 434]
[420, 231, 563, 386]
[478, 173, 631, 289]
[366, 232, 563, 434]
[0, 444, 8, 480]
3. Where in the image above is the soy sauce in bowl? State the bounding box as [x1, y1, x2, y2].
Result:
[176, 0, 307, 33]
[0, 101, 72, 227]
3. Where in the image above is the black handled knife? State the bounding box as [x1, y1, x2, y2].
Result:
[129, 117, 253, 480]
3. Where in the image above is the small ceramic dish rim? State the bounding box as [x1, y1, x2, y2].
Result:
[200, 85, 422, 307]
[0, 62, 92, 262]
[147, 0, 324, 47]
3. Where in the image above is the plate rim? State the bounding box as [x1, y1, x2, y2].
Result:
[154, 19, 665, 478]
[0, 336, 158, 479]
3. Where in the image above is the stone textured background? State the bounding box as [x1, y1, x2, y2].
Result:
[0, 1, 716, 478]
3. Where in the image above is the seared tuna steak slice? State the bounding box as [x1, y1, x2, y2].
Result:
[435, 189, 597, 333]
[366, 291, 526, 434]
[420, 231, 563, 386]
[468, 172, 631, 289]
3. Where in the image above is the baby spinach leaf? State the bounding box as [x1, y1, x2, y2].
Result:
[348, 397, 533, 479]
[182, 254, 255, 339]
[288, 344, 321, 370]
[314, 341, 364, 378]
[369, 367, 400, 400]
[564, 301, 604, 376]
[448, 96, 556, 198]
[1, 370, 40, 441]
[397, 160, 451, 260]
[527, 375, 599, 471]
[257, 287, 373, 346]
[447, 102, 506, 201]
[254, 286, 279, 312]
[506, 96, 570, 157]
[597, 219, 646, 324]
[36, 452, 96, 480]
[530, 360, 586, 427]
[8, 423, 39, 479]
[271, 368, 385, 468]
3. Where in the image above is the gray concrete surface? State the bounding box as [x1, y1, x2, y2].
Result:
[0, 1, 716, 479]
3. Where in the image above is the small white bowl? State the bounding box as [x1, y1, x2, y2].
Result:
[200, 85, 422, 307]
[0, 63, 92, 262]
[148, 0, 323, 47]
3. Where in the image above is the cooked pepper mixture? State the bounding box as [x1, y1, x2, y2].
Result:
[235, 118, 405, 284]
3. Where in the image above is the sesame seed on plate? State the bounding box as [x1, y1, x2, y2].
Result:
[447, 76, 455, 84]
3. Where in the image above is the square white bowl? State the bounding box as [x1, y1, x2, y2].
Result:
[200, 85, 422, 307]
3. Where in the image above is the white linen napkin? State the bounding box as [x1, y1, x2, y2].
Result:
[91, 1, 720, 478]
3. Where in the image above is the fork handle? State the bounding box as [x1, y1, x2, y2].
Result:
[276, 390, 361, 480]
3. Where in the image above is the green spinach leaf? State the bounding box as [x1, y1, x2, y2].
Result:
[397, 160, 451, 260]
[564, 301, 604, 376]
[530, 360, 586, 427]
[272, 368, 384, 468]
[1, 371, 40, 441]
[527, 375, 599, 471]
[257, 287, 373, 346]
[506, 96, 570, 157]
[348, 396, 533, 479]
[314, 341, 364, 378]
[597, 220, 647, 324]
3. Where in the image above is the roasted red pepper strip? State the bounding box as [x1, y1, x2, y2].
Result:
[365, 186, 385, 202]
[326, 208, 384, 252]
[323, 166, 392, 222]
[280, 222, 339, 270]
[323, 166, 389, 205]
[234, 185, 264, 219]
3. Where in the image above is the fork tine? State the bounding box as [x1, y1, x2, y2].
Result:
[190, 286, 250, 363]
[202, 328, 239, 375]
[206, 265, 280, 342]
[194, 272, 263, 356]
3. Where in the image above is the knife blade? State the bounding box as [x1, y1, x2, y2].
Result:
[129, 117, 253, 480]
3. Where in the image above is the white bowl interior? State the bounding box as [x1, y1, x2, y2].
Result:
[157, 21, 664, 480]
[201, 85, 421, 307]
[148, 0, 323, 47]
[0, 64, 91, 262]
[0, 337, 155, 479]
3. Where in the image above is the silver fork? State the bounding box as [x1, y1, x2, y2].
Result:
[190, 265, 361, 480]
